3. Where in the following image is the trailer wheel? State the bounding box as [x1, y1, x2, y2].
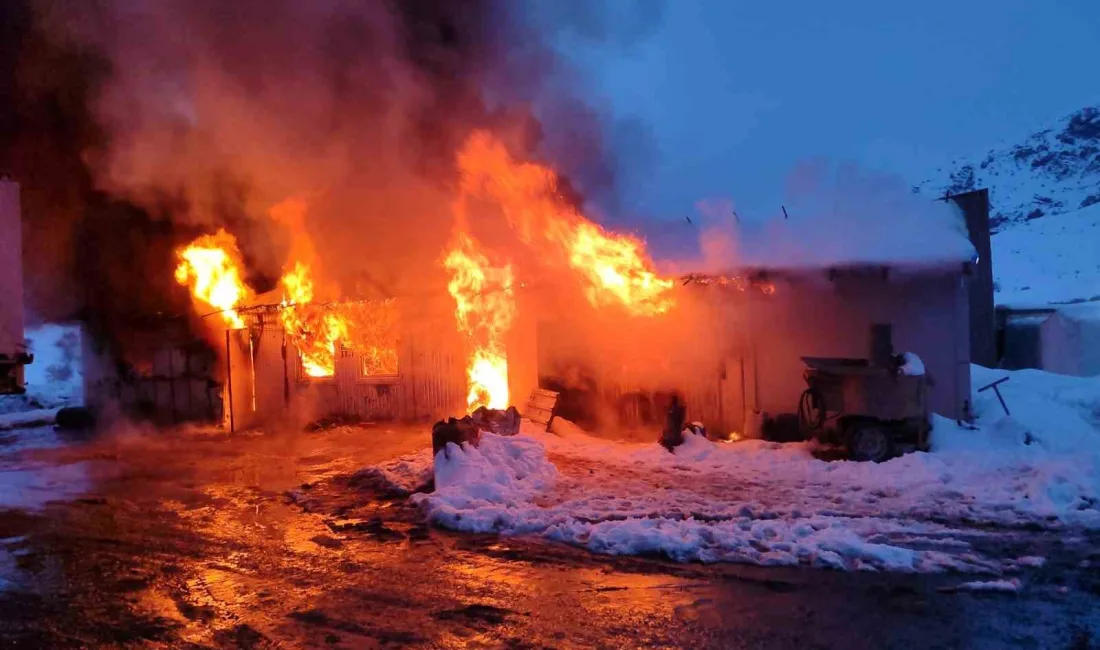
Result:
[848, 423, 894, 463]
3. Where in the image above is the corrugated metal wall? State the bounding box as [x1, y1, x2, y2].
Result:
[237, 305, 467, 426]
[83, 325, 223, 425]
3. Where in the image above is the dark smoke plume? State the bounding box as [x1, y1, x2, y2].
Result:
[0, 0, 661, 363]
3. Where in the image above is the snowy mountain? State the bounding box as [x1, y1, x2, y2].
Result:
[917, 105, 1100, 230]
[917, 106, 1100, 307]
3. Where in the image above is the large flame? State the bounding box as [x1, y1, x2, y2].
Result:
[174, 230, 252, 329]
[342, 300, 400, 377]
[455, 131, 675, 316]
[443, 232, 515, 410]
[173, 139, 676, 417]
[279, 261, 349, 378]
[174, 224, 393, 380]
[270, 198, 351, 379]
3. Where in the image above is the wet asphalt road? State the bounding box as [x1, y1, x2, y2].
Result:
[1, 423, 1099, 649]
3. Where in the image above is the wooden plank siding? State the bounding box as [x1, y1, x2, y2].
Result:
[232, 305, 468, 427]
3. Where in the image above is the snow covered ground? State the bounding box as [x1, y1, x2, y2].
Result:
[0, 323, 83, 420]
[363, 364, 1100, 574]
[993, 202, 1100, 307]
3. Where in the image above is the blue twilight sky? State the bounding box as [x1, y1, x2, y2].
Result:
[545, 0, 1100, 223]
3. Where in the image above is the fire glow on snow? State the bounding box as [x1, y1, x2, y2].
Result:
[376, 365, 1100, 574]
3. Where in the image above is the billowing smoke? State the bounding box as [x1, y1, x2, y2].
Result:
[0, 0, 661, 362]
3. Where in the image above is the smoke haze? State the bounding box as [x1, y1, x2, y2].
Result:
[0, 0, 664, 361]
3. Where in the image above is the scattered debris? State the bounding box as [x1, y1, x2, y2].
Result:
[432, 406, 521, 456]
[469, 406, 521, 436]
[431, 418, 480, 456]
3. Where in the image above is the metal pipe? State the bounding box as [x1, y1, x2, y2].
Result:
[749, 297, 760, 412]
[225, 328, 235, 434]
[282, 326, 290, 407]
[248, 330, 257, 412]
[168, 348, 177, 424]
[185, 349, 193, 421]
[739, 354, 747, 423]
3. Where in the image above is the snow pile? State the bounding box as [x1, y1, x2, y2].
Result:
[348, 448, 433, 496]
[545, 509, 994, 572]
[922, 365, 1100, 522]
[899, 352, 925, 376]
[404, 430, 1014, 572]
[23, 323, 83, 407]
[0, 408, 59, 431]
[412, 434, 559, 532]
[962, 365, 1100, 456]
[948, 578, 1022, 594]
[364, 364, 1100, 573]
[0, 323, 84, 416]
[547, 417, 1100, 530]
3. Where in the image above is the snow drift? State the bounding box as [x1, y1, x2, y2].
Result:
[375, 364, 1100, 573]
[412, 434, 559, 532]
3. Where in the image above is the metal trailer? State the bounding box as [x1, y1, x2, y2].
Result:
[797, 355, 931, 462]
[0, 180, 32, 394]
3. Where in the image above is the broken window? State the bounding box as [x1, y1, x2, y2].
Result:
[346, 300, 400, 380]
[289, 300, 400, 381]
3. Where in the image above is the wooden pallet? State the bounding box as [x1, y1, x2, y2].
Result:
[522, 388, 559, 431]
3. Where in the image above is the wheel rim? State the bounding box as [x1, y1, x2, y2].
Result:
[855, 429, 887, 459]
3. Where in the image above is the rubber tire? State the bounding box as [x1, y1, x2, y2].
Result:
[848, 424, 894, 463]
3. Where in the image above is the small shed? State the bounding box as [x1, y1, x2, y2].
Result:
[1039, 304, 1100, 376]
[995, 303, 1100, 377]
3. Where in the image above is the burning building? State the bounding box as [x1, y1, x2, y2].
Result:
[5, 2, 988, 438]
[150, 135, 987, 439]
[158, 130, 683, 431]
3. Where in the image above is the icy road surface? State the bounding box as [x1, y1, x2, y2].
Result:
[3, 422, 1099, 648]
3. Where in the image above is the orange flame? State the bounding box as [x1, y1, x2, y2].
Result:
[280, 261, 348, 378]
[270, 199, 400, 380]
[443, 232, 514, 410]
[174, 230, 252, 329]
[455, 131, 675, 315]
[342, 300, 400, 377]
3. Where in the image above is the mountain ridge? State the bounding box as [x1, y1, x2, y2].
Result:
[916, 105, 1100, 231]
